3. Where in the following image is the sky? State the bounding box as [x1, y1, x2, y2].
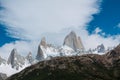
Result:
[0, 0, 120, 59]
[88, 0, 120, 35]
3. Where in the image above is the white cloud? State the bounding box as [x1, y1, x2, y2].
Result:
[0, 41, 39, 59]
[0, 0, 120, 59]
[94, 27, 102, 34]
[84, 34, 120, 49]
[0, 0, 100, 40]
[67, 27, 120, 50]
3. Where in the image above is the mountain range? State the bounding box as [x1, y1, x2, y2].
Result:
[6, 44, 120, 80]
[0, 31, 115, 80]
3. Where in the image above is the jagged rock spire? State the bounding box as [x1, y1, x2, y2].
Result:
[36, 37, 46, 61]
[40, 37, 47, 48]
[7, 48, 17, 65]
[7, 48, 25, 70]
[26, 52, 34, 64]
[63, 31, 84, 51]
[97, 44, 105, 53]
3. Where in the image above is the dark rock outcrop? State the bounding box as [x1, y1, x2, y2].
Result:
[40, 37, 47, 49]
[63, 31, 84, 51]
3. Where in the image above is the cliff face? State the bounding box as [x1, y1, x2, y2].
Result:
[63, 31, 84, 51]
[36, 37, 47, 61]
[7, 45, 120, 80]
[7, 48, 25, 70]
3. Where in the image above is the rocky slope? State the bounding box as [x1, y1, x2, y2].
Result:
[6, 44, 120, 80]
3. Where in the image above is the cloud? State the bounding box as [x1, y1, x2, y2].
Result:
[0, 0, 120, 59]
[0, 0, 101, 40]
[94, 27, 102, 34]
[84, 33, 120, 49]
[66, 27, 120, 50]
[0, 41, 39, 59]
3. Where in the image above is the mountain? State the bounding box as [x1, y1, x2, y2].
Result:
[0, 73, 7, 80]
[35, 37, 70, 61]
[36, 33, 85, 61]
[40, 37, 47, 48]
[0, 49, 34, 76]
[0, 31, 117, 78]
[6, 44, 120, 80]
[7, 48, 25, 70]
[36, 37, 45, 61]
[63, 31, 84, 51]
[97, 44, 105, 53]
[26, 52, 34, 64]
[0, 31, 85, 76]
[87, 44, 112, 54]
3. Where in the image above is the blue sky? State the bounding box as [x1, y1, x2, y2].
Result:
[0, 24, 18, 46]
[88, 0, 120, 35]
[0, 0, 120, 58]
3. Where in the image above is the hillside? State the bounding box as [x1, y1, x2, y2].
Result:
[6, 44, 120, 80]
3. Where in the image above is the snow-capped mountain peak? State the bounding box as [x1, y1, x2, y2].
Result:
[63, 31, 84, 51]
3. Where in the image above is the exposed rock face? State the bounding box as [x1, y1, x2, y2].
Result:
[7, 48, 25, 70]
[97, 44, 105, 53]
[0, 56, 6, 65]
[6, 44, 120, 80]
[0, 73, 7, 80]
[26, 52, 34, 64]
[105, 44, 120, 58]
[104, 44, 120, 66]
[40, 37, 47, 49]
[36, 37, 47, 61]
[36, 43, 44, 61]
[63, 31, 84, 51]
[36, 32, 85, 61]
